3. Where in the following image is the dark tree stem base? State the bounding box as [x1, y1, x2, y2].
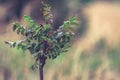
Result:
[39, 63, 44, 80]
[39, 56, 46, 80]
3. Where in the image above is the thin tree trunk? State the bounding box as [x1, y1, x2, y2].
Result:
[39, 62, 43, 80]
[39, 56, 46, 80]
[39, 41, 47, 80]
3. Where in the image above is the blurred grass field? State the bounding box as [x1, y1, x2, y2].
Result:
[1, 1, 120, 80]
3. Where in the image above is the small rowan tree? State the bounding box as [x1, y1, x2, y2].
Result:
[5, 2, 78, 80]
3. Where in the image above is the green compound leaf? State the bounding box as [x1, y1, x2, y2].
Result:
[13, 22, 21, 31]
[69, 17, 77, 22]
[24, 15, 32, 22]
[24, 15, 35, 27]
[42, 24, 50, 31]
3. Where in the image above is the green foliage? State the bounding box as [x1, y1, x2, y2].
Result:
[108, 48, 120, 69]
[89, 57, 101, 70]
[5, 2, 78, 70]
[24, 15, 36, 27]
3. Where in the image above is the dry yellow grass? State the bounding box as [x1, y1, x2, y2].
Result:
[80, 2, 120, 50]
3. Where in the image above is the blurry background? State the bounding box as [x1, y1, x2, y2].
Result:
[0, 0, 120, 80]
